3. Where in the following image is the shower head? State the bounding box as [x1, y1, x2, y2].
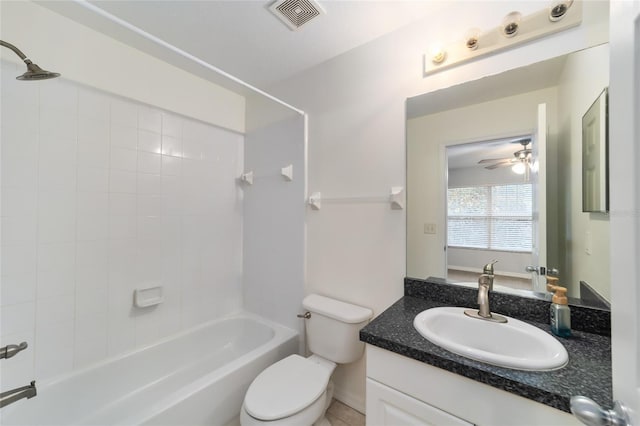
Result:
[1, 40, 61, 81]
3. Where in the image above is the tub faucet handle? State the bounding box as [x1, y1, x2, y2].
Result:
[297, 312, 311, 319]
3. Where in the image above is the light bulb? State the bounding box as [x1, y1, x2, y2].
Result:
[501, 11, 522, 38]
[512, 162, 526, 175]
[429, 43, 447, 64]
[465, 28, 482, 50]
[549, 0, 573, 22]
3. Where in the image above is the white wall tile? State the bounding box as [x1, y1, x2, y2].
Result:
[37, 268, 75, 300]
[77, 166, 109, 192]
[76, 215, 109, 241]
[161, 136, 182, 158]
[40, 107, 77, 142]
[79, 88, 110, 122]
[1, 272, 37, 307]
[138, 107, 161, 133]
[137, 216, 162, 242]
[77, 192, 109, 217]
[108, 215, 137, 240]
[111, 98, 138, 128]
[38, 160, 77, 192]
[1, 215, 37, 244]
[110, 146, 137, 172]
[1, 188, 37, 217]
[77, 138, 110, 169]
[110, 123, 138, 150]
[39, 132, 77, 165]
[109, 193, 137, 216]
[0, 302, 35, 337]
[109, 170, 137, 194]
[162, 113, 183, 138]
[37, 242, 76, 273]
[74, 313, 108, 368]
[138, 152, 161, 175]
[78, 118, 110, 148]
[182, 139, 205, 160]
[161, 155, 181, 176]
[138, 130, 161, 154]
[137, 173, 161, 195]
[1, 244, 37, 278]
[35, 320, 74, 380]
[137, 195, 161, 217]
[38, 191, 77, 243]
[39, 79, 77, 112]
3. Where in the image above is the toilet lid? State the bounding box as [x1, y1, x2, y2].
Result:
[244, 354, 331, 421]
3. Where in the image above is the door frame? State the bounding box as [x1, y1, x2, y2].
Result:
[609, 0, 640, 420]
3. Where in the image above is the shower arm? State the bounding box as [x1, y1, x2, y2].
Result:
[0, 40, 31, 63]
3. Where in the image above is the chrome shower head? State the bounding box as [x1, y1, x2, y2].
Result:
[16, 61, 61, 81]
[1, 40, 60, 81]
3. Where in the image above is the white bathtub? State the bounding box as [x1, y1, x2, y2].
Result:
[0, 313, 298, 426]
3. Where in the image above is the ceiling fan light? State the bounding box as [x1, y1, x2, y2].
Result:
[512, 162, 526, 175]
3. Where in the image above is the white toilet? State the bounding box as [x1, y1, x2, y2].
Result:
[240, 294, 373, 426]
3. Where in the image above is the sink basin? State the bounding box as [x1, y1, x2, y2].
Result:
[413, 307, 568, 371]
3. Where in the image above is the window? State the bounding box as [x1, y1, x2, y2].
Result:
[447, 184, 532, 252]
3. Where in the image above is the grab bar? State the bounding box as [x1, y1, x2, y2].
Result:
[0, 342, 28, 360]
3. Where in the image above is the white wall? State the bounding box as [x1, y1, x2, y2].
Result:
[407, 87, 559, 280]
[270, 0, 608, 413]
[0, 1, 245, 133]
[0, 68, 245, 389]
[556, 43, 610, 300]
[242, 94, 306, 343]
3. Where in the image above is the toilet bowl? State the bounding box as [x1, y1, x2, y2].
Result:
[240, 294, 372, 426]
[240, 355, 335, 426]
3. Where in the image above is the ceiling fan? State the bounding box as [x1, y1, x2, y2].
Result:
[478, 138, 532, 170]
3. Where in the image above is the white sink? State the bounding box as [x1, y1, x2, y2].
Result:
[413, 307, 568, 371]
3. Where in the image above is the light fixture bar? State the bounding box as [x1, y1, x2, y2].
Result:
[423, 1, 582, 76]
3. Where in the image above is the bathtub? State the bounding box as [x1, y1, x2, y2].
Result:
[0, 313, 298, 426]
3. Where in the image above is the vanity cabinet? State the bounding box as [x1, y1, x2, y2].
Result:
[367, 378, 473, 425]
[365, 345, 580, 426]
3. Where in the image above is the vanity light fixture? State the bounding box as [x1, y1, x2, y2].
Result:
[549, 0, 574, 22]
[501, 11, 522, 38]
[422, 1, 582, 76]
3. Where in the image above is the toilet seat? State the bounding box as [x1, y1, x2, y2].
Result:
[244, 354, 332, 421]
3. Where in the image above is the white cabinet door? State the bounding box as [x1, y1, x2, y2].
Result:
[366, 378, 473, 426]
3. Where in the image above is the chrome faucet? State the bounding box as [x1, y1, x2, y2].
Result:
[0, 381, 37, 409]
[464, 261, 507, 323]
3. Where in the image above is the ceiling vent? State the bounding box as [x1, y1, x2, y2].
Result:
[268, 0, 325, 31]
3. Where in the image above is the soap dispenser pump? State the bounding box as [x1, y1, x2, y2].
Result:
[547, 277, 571, 337]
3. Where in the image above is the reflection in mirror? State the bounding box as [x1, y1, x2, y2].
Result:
[406, 43, 610, 309]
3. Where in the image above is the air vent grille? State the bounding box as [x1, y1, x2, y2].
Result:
[269, 0, 324, 31]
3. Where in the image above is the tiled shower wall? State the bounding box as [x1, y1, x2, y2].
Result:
[0, 61, 244, 388]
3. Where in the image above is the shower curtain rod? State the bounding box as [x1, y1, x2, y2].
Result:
[72, 0, 305, 116]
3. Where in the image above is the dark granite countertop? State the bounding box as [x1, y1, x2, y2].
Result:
[360, 279, 612, 414]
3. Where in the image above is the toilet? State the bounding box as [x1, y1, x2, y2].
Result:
[240, 294, 373, 426]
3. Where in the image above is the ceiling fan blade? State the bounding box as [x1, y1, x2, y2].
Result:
[478, 157, 512, 164]
[485, 162, 514, 170]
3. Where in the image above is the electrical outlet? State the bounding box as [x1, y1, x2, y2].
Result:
[424, 223, 436, 234]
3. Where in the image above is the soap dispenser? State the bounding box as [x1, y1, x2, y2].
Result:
[547, 277, 571, 337]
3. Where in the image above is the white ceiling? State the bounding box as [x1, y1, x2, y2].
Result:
[43, 0, 450, 90]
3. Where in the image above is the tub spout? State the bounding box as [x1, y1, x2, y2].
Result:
[0, 381, 37, 409]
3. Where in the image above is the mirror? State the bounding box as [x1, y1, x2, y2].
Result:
[406, 43, 610, 309]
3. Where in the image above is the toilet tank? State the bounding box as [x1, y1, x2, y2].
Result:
[302, 294, 373, 364]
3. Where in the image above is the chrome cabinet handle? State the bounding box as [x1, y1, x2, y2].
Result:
[571, 396, 630, 426]
[0, 342, 28, 360]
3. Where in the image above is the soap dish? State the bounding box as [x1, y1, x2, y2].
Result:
[133, 286, 163, 308]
